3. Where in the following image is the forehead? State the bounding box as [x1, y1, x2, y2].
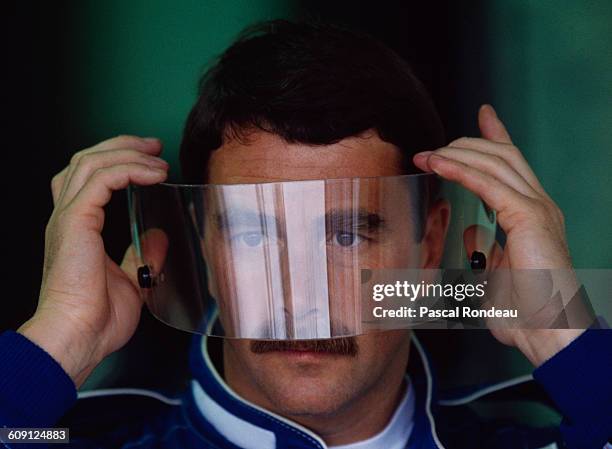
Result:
[207, 129, 405, 184]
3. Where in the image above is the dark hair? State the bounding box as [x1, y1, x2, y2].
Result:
[179, 19, 445, 183]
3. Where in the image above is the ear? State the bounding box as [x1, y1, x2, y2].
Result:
[419, 199, 451, 269]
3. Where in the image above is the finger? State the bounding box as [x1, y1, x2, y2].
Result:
[446, 137, 546, 195]
[88, 135, 162, 154]
[63, 163, 167, 232]
[51, 167, 68, 205]
[105, 254, 146, 329]
[58, 136, 162, 204]
[58, 149, 168, 206]
[463, 225, 507, 315]
[478, 105, 548, 197]
[478, 104, 512, 144]
[429, 146, 539, 198]
[119, 244, 140, 288]
[421, 154, 533, 228]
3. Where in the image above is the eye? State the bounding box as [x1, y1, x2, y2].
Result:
[332, 231, 363, 248]
[231, 231, 282, 249]
[235, 231, 264, 247]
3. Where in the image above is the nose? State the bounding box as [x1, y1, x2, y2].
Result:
[283, 307, 320, 321]
[282, 305, 331, 339]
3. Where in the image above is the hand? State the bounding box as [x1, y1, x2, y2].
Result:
[413, 105, 586, 366]
[19, 136, 169, 387]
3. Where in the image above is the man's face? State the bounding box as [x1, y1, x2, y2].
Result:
[204, 129, 423, 417]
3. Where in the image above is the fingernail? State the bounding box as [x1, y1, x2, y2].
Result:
[147, 157, 169, 168]
[482, 104, 498, 119]
[143, 137, 160, 143]
[414, 151, 433, 160]
[149, 167, 167, 175]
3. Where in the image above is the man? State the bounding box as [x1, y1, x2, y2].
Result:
[1, 20, 610, 449]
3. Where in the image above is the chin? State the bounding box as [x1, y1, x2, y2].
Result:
[267, 379, 351, 417]
[255, 362, 356, 417]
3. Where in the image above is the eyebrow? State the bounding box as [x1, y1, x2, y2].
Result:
[214, 209, 281, 231]
[213, 208, 385, 232]
[325, 208, 385, 231]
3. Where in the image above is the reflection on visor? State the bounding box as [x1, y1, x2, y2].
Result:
[128, 174, 496, 339]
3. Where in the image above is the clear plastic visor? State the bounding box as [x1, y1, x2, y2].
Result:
[128, 174, 496, 339]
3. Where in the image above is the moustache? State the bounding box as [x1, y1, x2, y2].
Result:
[250, 337, 358, 356]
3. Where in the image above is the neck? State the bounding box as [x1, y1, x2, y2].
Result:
[223, 342, 410, 446]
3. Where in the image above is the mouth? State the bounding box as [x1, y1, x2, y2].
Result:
[250, 338, 358, 357]
[262, 347, 346, 364]
[272, 347, 338, 356]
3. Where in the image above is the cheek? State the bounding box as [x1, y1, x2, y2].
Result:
[224, 340, 256, 372]
[355, 331, 410, 366]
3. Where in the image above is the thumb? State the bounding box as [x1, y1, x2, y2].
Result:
[121, 228, 169, 289]
[463, 224, 504, 272]
[478, 104, 513, 144]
